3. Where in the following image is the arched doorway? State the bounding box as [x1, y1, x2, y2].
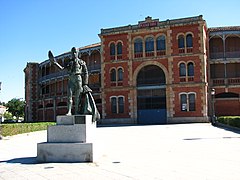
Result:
[137, 65, 166, 124]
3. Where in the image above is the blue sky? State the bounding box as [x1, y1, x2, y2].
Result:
[0, 0, 240, 103]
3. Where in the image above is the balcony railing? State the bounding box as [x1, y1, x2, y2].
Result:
[212, 78, 225, 86]
[228, 78, 240, 85]
[179, 76, 194, 82]
[212, 77, 240, 86]
[179, 48, 185, 54]
[225, 51, 240, 58]
[210, 52, 224, 59]
[117, 55, 122, 60]
[156, 50, 166, 56]
[39, 64, 101, 82]
[110, 55, 115, 60]
[88, 64, 101, 72]
[186, 47, 193, 53]
[134, 52, 143, 58]
[39, 71, 68, 82]
[145, 51, 154, 57]
[210, 51, 240, 59]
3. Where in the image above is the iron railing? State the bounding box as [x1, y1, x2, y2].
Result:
[210, 51, 240, 59]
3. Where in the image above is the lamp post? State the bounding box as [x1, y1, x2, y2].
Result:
[211, 88, 216, 125]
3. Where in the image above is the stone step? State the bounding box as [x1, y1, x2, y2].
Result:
[37, 142, 93, 163]
[47, 124, 95, 143]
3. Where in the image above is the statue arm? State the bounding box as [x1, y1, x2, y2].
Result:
[48, 50, 64, 70]
[54, 62, 64, 70]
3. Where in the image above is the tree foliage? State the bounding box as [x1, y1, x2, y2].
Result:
[6, 98, 25, 119]
[0, 101, 6, 106]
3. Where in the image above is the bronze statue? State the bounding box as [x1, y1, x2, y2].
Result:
[48, 47, 100, 122]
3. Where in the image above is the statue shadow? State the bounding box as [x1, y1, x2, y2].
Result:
[0, 157, 38, 165]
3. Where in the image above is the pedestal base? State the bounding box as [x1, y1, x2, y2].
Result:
[37, 142, 93, 163]
[37, 115, 95, 163]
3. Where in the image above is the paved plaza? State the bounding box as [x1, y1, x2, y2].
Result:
[1, 123, 240, 180]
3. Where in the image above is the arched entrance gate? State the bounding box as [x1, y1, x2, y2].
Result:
[137, 65, 167, 124]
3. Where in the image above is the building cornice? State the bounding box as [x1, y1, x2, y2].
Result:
[100, 15, 205, 35]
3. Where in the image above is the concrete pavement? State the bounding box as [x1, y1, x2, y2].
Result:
[1, 123, 240, 180]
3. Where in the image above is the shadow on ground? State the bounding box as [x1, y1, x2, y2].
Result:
[0, 157, 37, 165]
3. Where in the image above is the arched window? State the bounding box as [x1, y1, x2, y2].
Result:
[187, 62, 194, 76]
[145, 37, 154, 52]
[156, 35, 166, 50]
[186, 34, 193, 47]
[117, 42, 122, 55]
[118, 68, 123, 81]
[110, 43, 115, 56]
[179, 63, 186, 77]
[110, 69, 116, 82]
[178, 35, 185, 48]
[134, 38, 143, 53]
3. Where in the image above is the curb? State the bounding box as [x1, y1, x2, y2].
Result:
[215, 122, 240, 133]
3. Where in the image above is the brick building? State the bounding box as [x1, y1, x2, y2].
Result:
[24, 43, 101, 122]
[24, 15, 240, 124]
[208, 26, 240, 116]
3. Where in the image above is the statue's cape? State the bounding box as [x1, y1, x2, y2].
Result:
[82, 91, 100, 122]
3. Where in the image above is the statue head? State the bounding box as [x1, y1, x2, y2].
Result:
[71, 47, 78, 59]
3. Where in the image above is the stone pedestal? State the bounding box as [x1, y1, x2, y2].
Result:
[37, 115, 96, 163]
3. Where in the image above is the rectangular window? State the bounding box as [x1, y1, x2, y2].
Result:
[180, 94, 187, 111]
[189, 94, 196, 111]
[111, 96, 124, 114]
[180, 93, 196, 112]
[118, 97, 124, 113]
[111, 97, 117, 113]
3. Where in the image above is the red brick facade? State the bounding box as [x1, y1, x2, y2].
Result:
[209, 26, 240, 118]
[99, 15, 209, 124]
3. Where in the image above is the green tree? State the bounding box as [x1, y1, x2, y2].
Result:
[0, 101, 6, 106]
[6, 98, 25, 120]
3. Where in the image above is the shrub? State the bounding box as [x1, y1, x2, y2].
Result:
[218, 116, 240, 128]
[0, 122, 55, 137]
